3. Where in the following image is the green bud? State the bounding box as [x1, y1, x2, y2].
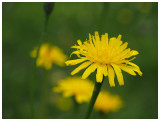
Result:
[44, 2, 54, 17]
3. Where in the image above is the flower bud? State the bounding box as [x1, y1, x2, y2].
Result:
[44, 2, 54, 17]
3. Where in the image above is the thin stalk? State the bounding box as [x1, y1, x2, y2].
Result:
[30, 66, 35, 118]
[38, 69, 49, 118]
[30, 3, 54, 118]
[72, 96, 79, 118]
[29, 10, 50, 119]
[85, 80, 104, 119]
[36, 16, 49, 58]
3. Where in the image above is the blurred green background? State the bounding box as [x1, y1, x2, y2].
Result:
[2, 2, 158, 119]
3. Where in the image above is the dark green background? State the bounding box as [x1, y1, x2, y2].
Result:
[2, 2, 158, 119]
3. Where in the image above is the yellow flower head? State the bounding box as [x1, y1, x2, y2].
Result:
[30, 43, 67, 70]
[53, 77, 94, 103]
[65, 32, 142, 87]
[94, 91, 123, 113]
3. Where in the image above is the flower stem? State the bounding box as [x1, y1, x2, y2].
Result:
[72, 96, 79, 118]
[85, 80, 104, 119]
[30, 67, 35, 118]
[29, 3, 52, 119]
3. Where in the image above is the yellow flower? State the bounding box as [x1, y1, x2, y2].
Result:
[30, 43, 67, 70]
[94, 91, 123, 113]
[53, 77, 94, 103]
[65, 32, 142, 87]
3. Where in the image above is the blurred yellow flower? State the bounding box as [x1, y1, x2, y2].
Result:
[94, 91, 123, 113]
[65, 31, 142, 87]
[53, 77, 94, 103]
[30, 43, 67, 70]
[137, 2, 152, 14]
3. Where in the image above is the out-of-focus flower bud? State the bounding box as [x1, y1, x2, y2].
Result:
[44, 2, 54, 17]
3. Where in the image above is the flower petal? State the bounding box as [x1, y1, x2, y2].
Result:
[131, 50, 139, 56]
[63, 91, 73, 97]
[95, 31, 100, 44]
[75, 95, 90, 103]
[89, 33, 94, 47]
[104, 33, 109, 48]
[127, 62, 140, 69]
[96, 66, 104, 83]
[109, 37, 117, 49]
[133, 67, 143, 76]
[120, 64, 136, 76]
[119, 42, 128, 52]
[102, 65, 108, 76]
[108, 65, 115, 87]
[77, 40, 82, 46]
[127, 62, 142, 76]
[71, 61, 92, 75]
[82, 63, 98, 79]
[117, 34, 122, 40]
[30, 47, 37, 58]
[71, 45, 80, 49]
[65, 58, 87, 66]
[112, 64, 124, 86]
[45, 63, 52, 70]
[119, 48, 131, 59]
[70, 51, 81, 58]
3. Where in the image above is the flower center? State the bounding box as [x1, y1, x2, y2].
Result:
[87, 49, 110, 65]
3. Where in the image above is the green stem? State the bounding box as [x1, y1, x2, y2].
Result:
[35, 16, 49, 59]
[85, 80, 104, 119]
[36, 69, 49, 118]
[72, 96, 79, 118]
[29, 9, 50, 119]
[30, 67, 35, 118]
